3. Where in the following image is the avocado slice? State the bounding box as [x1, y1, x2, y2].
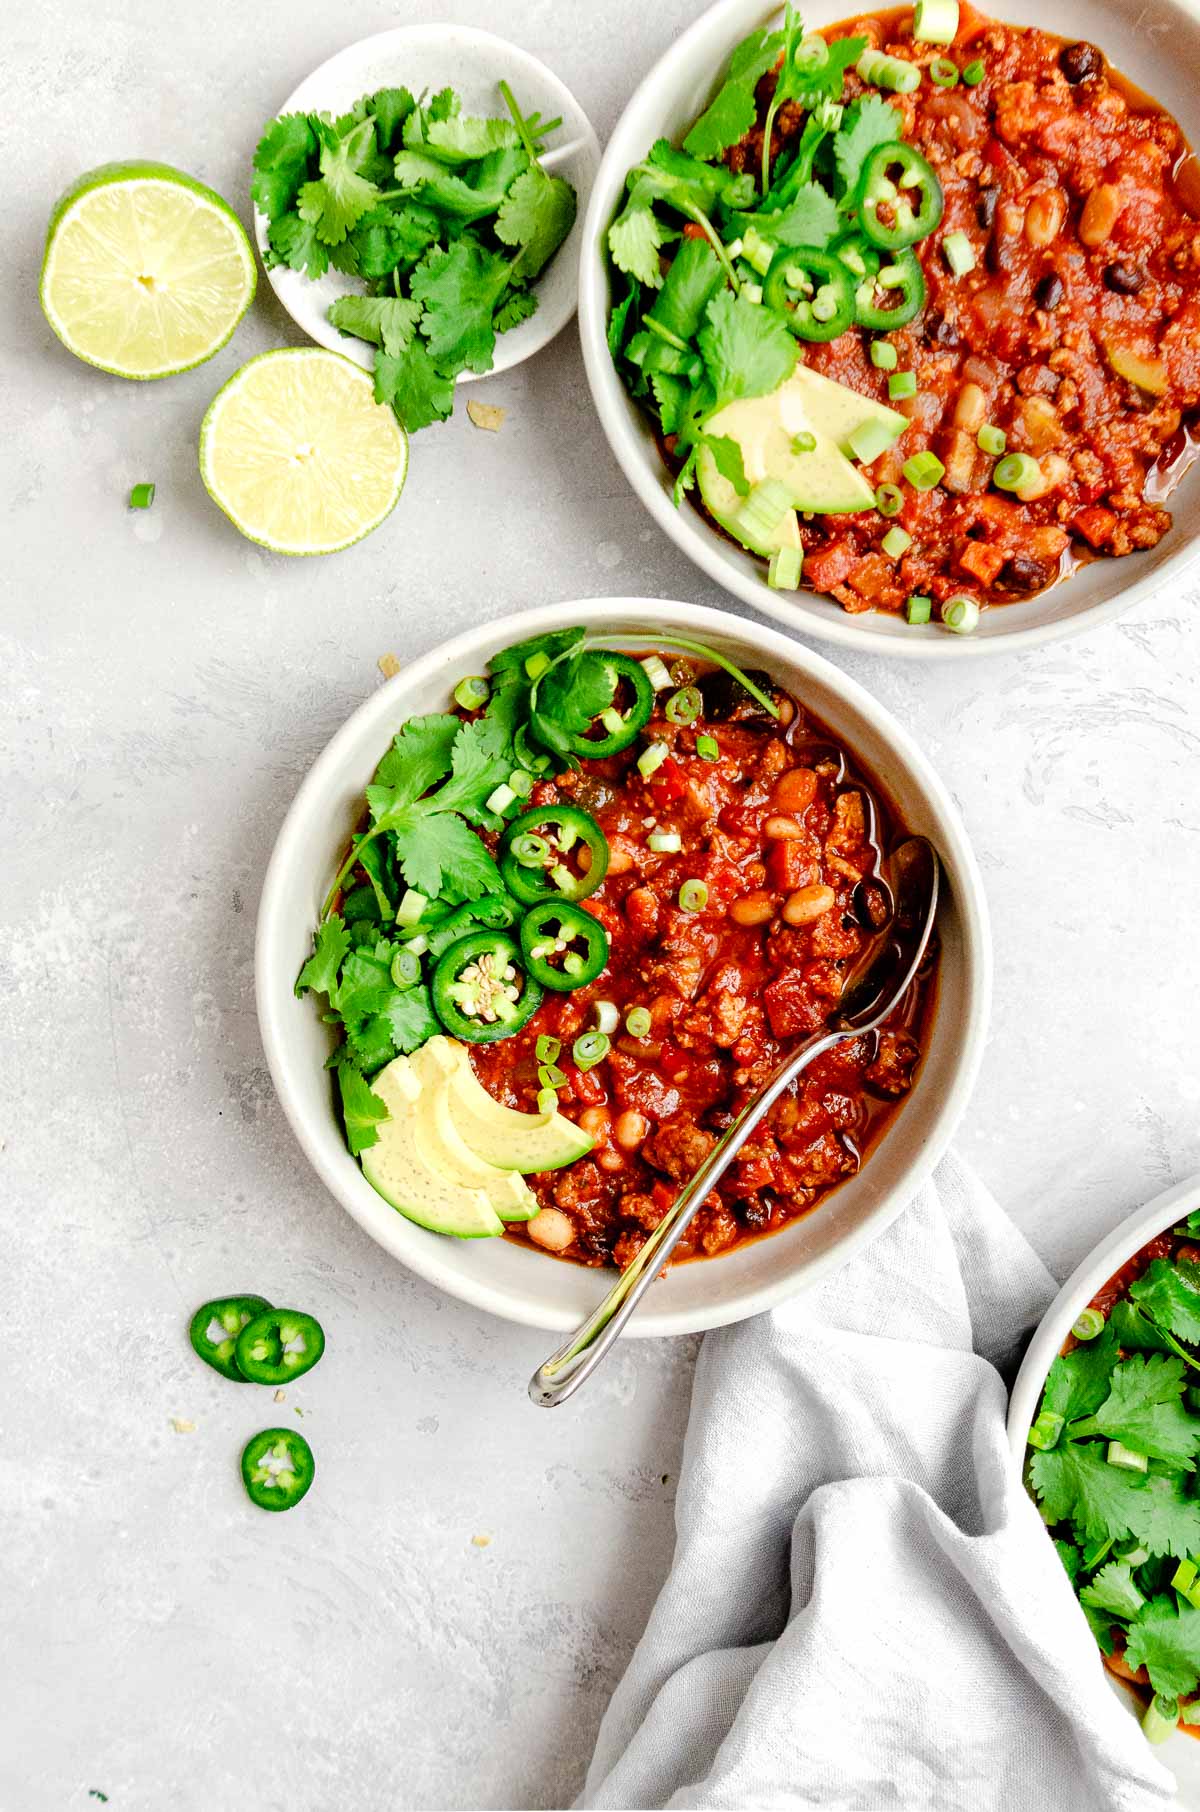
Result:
[706, 377, 878, 516]
[361, 1058, 504, 1238]
[787, 364, 907, 461]
[418, 1035, 595, 1174]
[407, 1045, 537, 1221]
[696, 444, 802, 557]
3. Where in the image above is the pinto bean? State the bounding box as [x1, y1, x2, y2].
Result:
[578, 1106, 610, 1140]
[952, 382, 987, 432]
[729, 891, 777, 927]
[1079, 184, 1122, 247]
[782, 883, 837, 926]
[771, 767, 818, 812]
[764, 814, 803, 840]
[1024, 190, 1066, 247]
[614, 1110, 649, 1151]
[527, 1208, 575, 1252]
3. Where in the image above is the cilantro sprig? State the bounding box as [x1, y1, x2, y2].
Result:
[254, 81, 576, 431]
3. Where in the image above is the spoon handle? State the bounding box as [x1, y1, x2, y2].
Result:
[528, 1025, 843, 1407]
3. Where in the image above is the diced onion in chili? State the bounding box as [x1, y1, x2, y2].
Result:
[767, 547, 803, 590]
[881, 526, 912, 558]
[525, 652, 551, 681]
[391, 948, 422, 989]
[536, 1087, 558, 1114]
[849, 417, 901, 465]
[929, 56, 959, 86]
[535, 1034, 561, 1064]
[875, 483, 904, 518]
[994, 452, 1040, 492]
[977, 423, 1006, 455]
[870, 341, 898, 370]
[913, 0, 959, 44]
[1026, 1409, 1064, 1451]
[1107, 1441, 1149, 1472]
[941, 595, 980, 634]
[943, 231, 976, 276]
[902, 450, 945, 490]
[637, 742, 669, 778]
[961, 58, 985, 84]
[888, 369, 917, 400]
[640, 655, 672, 691]
[625, 1006, 653, 1039]
[648, 829, 683, 853]
[905, 594, 932, 625]
[791, 430, 817, 454]
[538, 1063, 567, 1090]
[129, 481, 155, 509]
[509, 768, 535, 798]
[1072, 1307, 1106, 1341]
[678, 880, 708, 913]
[857, 46, 921, 93]
[396, 888, 428, 926]
[666, 685, 702, 724]
[512, 833, 551, 868]
[572, 1030, 610, 1070]
[486, 783, 516, 814]
[696, 733, 719, 762]
[1143, 1696, 1180, 1745]
[453, 675, 489, 709]
[593, 1000, 620, 1035]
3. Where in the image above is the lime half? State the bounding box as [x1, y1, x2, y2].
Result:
[199, 349, 409, 555]
[40, 162, 256, 379]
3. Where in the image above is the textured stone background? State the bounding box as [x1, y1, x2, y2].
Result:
[5, 1, 1200, 1808]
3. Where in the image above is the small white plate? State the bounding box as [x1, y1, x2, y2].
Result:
[254, 24, 600, 381]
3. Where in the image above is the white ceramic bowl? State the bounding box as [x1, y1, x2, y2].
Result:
[256, 597, 991, 1335]
[577, 0, 1200, 659]
[255, 25, 600, 380]
[1006, 1170, 1200, 1783]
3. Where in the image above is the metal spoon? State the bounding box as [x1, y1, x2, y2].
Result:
[528, 836, 940, 1408]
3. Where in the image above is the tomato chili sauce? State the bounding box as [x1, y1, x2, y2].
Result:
[469, 659, 937, 1269]
[697, 3, 1200, 614]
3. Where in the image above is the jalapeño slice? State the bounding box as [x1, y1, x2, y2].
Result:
[857, 143, 944, 250]
[520, 900, 610, 992]
[498, 805, 609, 905]
[241, 1428, 315, 1512]
[763, 246, 855, 342]
[430, 931, 544, 1044]
[566, 653, 654, 758]
[234, 1308, 326, 1386]
[189, 1294, 273, 1381]
[851, 246, 926, 330]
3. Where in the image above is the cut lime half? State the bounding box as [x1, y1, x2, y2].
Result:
[199, 348, 409, 555]
[40, 161, 256, 380]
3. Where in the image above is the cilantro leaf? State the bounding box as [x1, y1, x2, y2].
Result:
[835, 94, 903, 200]
[295, 914, 350, 998]
[343, 1012, 399, 1076]
[365, 87, 417, 153]
[1040, 1325, 1118, 1422]
[374, 340, 455, 431]
[1081, 1602, 1117, 1656]
[411, 238, 510, 376]
[297, 118, 382, 245]
[1054, 1538, 1082, 1583]
[424, 114, 521, 163]
[357, 838, 397, 919]
[491, 627, 585, 673]
[697, 289, 797, 417]
[328, 295, 423, 357]
[432, 716, 509, 822]
[496, 169, 577, 282]
[392, 147, 529, 223]
[645, 238, 724, 344]
[683, 79, 760, 162]
[1109, 1300, 1175, 1355]
[1126, 1596, 1200, 1700]
[768, 181, 841, 249]
[608, 198, 672, 288]
[390, 808, 503, 901]
[347, 203, 442, 280]
[650, 372, 689, 434]
[1029, 1441, 1200, 1556]
[332, 942, 396, 1022]
[338, 1062, 388, 1155]
[703, 433, 750, 495]
[1131, 1259, 1200, 1344]
[383, 985, 440, 1053]
[1086, 1355, 1200, 1469]
[495, 289, 538, 333]
[252, 113, 317, 221]
[535, 652, 618, 737]
[265, 211, 329, 280]
[371, 714, 460, 804]
[1080, 1560, 1146, 1621]
[607, 280, 642, 359]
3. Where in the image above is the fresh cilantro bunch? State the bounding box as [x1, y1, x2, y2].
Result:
[254, 80, 576, 431]
[1027, 1226, 1200, 1723]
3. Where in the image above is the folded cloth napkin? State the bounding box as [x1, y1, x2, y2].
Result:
[579, 1152, 1179, 1812]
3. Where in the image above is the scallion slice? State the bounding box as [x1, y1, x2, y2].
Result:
[572, 1030, 610, 1071]
[881, 525, 912, 558]
[1107, 1441, 1149, 1472]
[929, 56, 959, 86]
[405, 933, 429, 957]
[1143, 1696, 1180, 1745]
[902, 451, 945, 491]
[791, 430, 817, 454]
[549, 863, 577, 893]
[525, 652, 551, 681]
[856, 45, 921, 92]
[913, 0, 959, 43]
[637, 742, 669, 778]
[486, 783, 516, 815]
[977, 423, 1006, 456]
[962, 58, 985, 84]
[1071, 1307, 1106, 1341]
[678, 879, 708, 913]
[390, 947, 422, 989]
[639, 654, 672, 692]
[625, 1006, 652, 1039]
[943, 231, 976, 276]
[538, 1063, 568, 1090]
[905, 594, 932, 625]
[888, 370, 917, 400]
[512, 833, 551, 868]
[666, 686, 702, 724]
[1173, 1559, 1198, 1594]
[941, 595, 980, 635]
[536, 1086, 558, 1114]
[647, 829, 682, 853]
[1026, 1409, 1064, 1451]
[396, 888, 428, 927]
[870, 341, 898, 371]
[593, 1000, 620, 1036]
[129, 481, 155, 509]
[994, 452, 1040, 492]
[535, 1034, 561, 1064]
[848, 417, 901, 466]
[875, 483, 904, 518]
[768, 547, 803, 591]
[696, 733, 719, 762]
[453, 675, 489, 710]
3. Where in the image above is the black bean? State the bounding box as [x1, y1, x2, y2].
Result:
[977, 186, 999, 230]
[1104, 260, 1146, 294]
[923, 310, 960, 347]
[1035, 272, 1065, 310]
[1002, 554, 1053, 592]
[697, 668, 781, 724]
[1059, 41, 1103, 82]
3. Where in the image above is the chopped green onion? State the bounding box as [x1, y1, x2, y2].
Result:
[903, 451, 945, 490]
[638, 742, 669, 778]
[913, 0, 959, 43]
[736, 479, 792, 546]
[396, 888, 428, 927]
[929, 56, 959, 86]
[977, 423, 1006, 456]
[791, 430, 817, 454]
[813, 96, 844, 132]
[625, 1006, 653, 1039]
[768, 547, 803, 591]
[405, 933, 429, 957]
[129, 482, 155, 509]
[795, 31, 830, 67]
[453, 675, 489, 710]
[549, 863, 577, 893]
[724, 236, 744, 262]
[1173, 1560, 1198, 1595]
[1072, 1307, 1106, 1341]
[941, 595, 980, 635]
[508, 768, 535, 799]
[538, 1063, 567, 1090]
[740, 226, 774, 278]
[905, 593, 933, 625]
[848, 417, 901, 466]
[857, 45, 921, 92]
[535, 1034, 561, 1064]
[696, 732, 719, 761]
[962, 58, 985, 84]
[881, 526, 912, 558]
[639, 654, 672, 691]
[875, 483, 904, 518]
[668, 660, 694, 686]
[742, 281, 764, 306]
[486, 783, 516, 815]
[536, 1086, 558, 1114]
[888, 370, 918, 400]
[1107, 1441, 1149, 1473]
[666, 685, 702, 724]
[994, 452, 1040, 492]
[1027, 1409, 1064, 1451]
[511, 833, 551, 868]
[870, 341, 898, 370]
[593, 1000, 620, 1036]
[943, 231, 976, 276]
[1143, 1696, 1180, 1745]
[678, 879, 708, 914]
[525, 652, 551, 681]
[572, 1030, 610, 1071]
[390, 947, 422, 989]
[647, 828, 683, 853]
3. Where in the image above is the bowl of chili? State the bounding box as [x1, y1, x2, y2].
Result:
[579, 0, 1200, 656]
[256, 597, 990, 1335]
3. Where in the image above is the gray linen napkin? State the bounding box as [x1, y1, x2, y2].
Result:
[579, 1153, 1178, 1812]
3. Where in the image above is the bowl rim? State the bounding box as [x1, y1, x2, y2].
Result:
[253, 21, 600, 382]
[255, 595, 993, 1334]
[576, 0, 1200, 660]
[1005, 1168, 1200, 1476]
